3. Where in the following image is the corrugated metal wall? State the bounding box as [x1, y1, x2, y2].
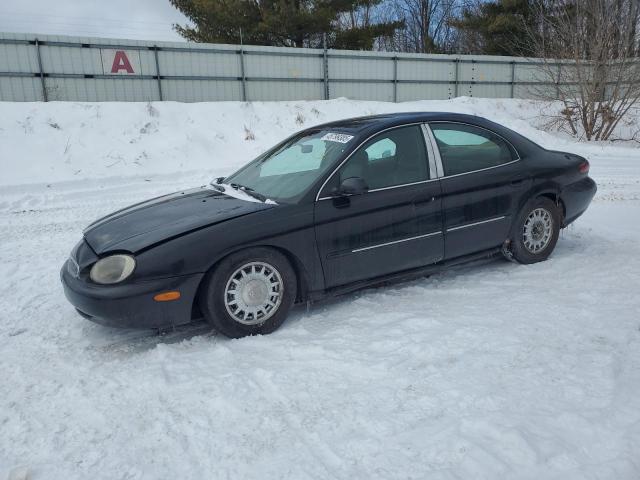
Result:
[0, 32, 562, 103]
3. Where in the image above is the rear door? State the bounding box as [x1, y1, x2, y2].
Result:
[426, 122, 531, 260]
[314, 124, 443, 289]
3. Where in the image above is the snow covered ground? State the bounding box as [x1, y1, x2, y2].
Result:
[1, 98, 639, 479]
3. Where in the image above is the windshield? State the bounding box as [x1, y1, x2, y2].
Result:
[223, 130, 354, 203]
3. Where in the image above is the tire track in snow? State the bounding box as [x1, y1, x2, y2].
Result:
[251, 368, 347, 478]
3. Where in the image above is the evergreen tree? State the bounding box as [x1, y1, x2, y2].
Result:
[170, 0, 402, 49]
[451, 0, 540, 56]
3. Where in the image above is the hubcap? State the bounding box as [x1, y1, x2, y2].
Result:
[224, 261, 283, 325]
[522, 207, 553, 254]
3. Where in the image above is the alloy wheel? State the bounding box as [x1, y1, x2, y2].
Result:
[522, 207, 554, 254]
[224, 261, 283, 325]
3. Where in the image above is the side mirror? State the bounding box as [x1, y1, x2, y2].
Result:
[336, 176, 368, 196]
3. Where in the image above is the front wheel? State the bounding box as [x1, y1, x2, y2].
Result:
[507, 197, 561, 264]
[199, 248, 297, 338]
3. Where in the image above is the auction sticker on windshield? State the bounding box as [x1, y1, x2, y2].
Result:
[321, 133, 354, 143]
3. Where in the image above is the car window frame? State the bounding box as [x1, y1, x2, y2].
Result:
[425, 121, 521, 179]
[315, 123, 437, 201]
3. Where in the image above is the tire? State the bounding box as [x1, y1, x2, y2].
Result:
[508, 197, 561, 264]
[199, 247, 297, 339]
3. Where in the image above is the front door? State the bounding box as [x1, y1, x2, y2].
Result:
[314, 124, 443, 289]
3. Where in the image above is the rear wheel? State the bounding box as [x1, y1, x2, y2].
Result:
[508, 197, 561, 264]
[199, 248, 296, 338]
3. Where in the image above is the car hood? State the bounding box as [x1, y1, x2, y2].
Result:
[84, 186, 274, 254]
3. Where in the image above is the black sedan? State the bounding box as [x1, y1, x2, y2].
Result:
[61, 112, 596, 338]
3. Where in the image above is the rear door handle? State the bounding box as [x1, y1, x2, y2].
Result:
[510, 179, 524, 187]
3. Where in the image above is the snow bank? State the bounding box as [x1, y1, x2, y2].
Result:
[1, 97, 638, 187]
[1, 99, 640, 479]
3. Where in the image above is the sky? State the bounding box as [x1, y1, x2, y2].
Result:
[0, 0, 191, 41]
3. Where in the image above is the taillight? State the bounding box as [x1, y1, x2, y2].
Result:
[579, 160, 590, 174]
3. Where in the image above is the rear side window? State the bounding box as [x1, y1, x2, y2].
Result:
[430, 123, 518, 176]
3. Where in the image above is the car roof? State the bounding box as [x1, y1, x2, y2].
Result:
[306, 111, 542, 156]
[310, 112, 491, 135]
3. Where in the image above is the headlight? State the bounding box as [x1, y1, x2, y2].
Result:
[89, 255, 136, 284]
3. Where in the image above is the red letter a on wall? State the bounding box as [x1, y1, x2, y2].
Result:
[111, 51, 134, 74]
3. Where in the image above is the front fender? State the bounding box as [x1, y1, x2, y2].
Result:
[132, 203, 324, 295]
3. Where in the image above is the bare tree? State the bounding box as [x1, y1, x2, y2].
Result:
[377, 0, 465, 53]
[529, 0, 640, 141]
[399, 0, 460, 52]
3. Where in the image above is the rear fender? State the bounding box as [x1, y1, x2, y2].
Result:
[510, 182, 563, 236]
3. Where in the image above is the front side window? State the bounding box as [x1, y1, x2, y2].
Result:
[365, 138, 396, 161]
[430, 123, 517, 176]
[225, 130, 353, 202]
[320, 125, 429, 196]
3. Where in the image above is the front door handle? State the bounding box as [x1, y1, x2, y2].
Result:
[414, 195, 439, 206]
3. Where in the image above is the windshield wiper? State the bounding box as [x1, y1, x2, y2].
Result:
[229, 183, 268, 202]
[210, 183, 225, 193]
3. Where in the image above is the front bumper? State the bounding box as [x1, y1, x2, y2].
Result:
[61, 260, 204, 329]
